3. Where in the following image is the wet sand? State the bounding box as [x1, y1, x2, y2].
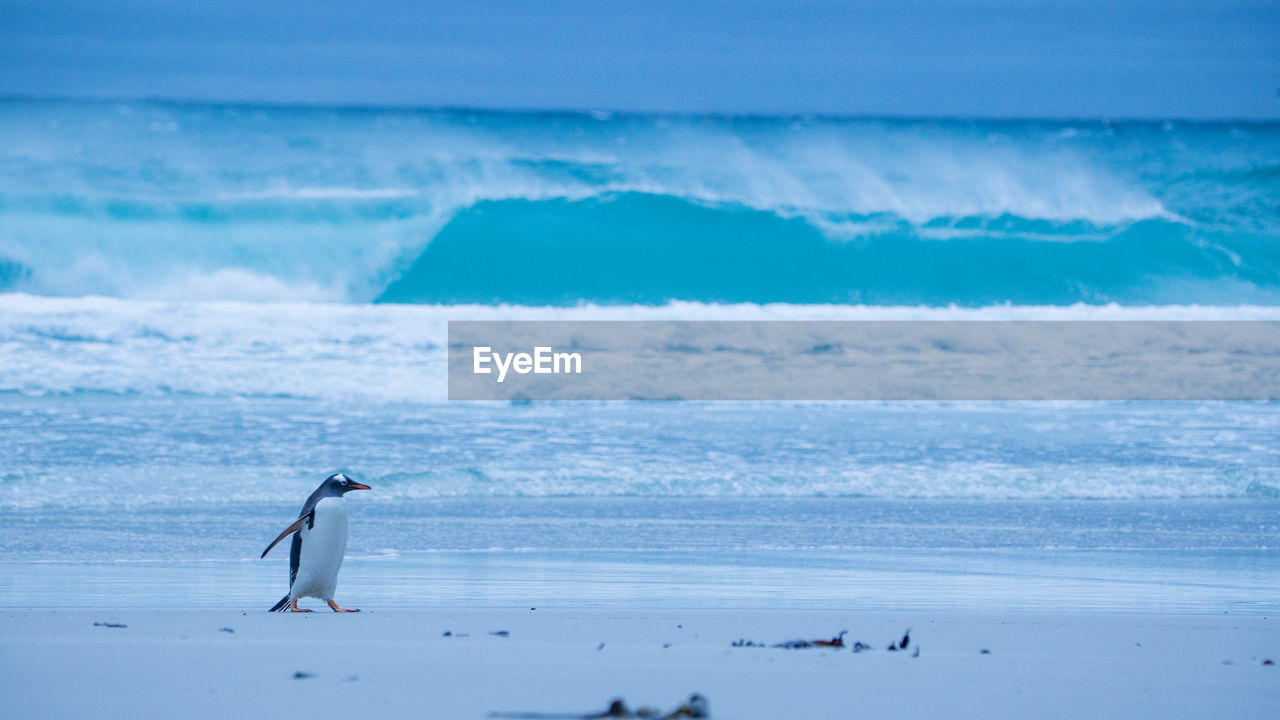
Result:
[1, 608, 1276, 719]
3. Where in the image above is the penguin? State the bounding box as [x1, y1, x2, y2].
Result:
[261, 473, 370, 612]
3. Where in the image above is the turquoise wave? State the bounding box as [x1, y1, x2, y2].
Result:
[379, 192, 1279, 305]
[1, 99, 1278, 305]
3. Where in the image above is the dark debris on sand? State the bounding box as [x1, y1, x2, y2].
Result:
[773, 630, 847, 649]
[886, 630, 911, 652]
[735, 629, 916, 655]
[814, 630, 847, 647]
[771, 639, 811, 649]
[490, 693, 708, 719]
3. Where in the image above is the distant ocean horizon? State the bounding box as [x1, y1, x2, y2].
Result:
[11, 93, 1279, 121]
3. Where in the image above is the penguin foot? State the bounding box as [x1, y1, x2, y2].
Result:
[327, 600, 360, 613]
[289, 599, 312, 613]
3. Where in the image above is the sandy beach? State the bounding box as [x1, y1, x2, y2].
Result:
[2, 608, 1275, 719]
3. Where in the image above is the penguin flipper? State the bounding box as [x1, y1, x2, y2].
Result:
[260, 512, 312, 559]
[288, 532, 301, 587]
[267, 529, 306, 612]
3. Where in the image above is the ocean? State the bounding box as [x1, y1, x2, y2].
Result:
[0, 98, 1277, 612]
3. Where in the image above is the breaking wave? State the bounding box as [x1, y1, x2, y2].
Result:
[2, 99, 1277, 305]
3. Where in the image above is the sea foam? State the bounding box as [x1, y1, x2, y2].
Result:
[3, 293, 1279, 402]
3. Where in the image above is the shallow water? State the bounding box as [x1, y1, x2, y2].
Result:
[3, 495, 1277, 612]
[2, 352, 1277, 613]
[3, 395, 1278, 506]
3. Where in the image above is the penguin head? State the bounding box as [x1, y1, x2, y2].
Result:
[326, 473, 371, 494]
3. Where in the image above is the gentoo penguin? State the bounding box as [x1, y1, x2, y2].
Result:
[261, 473, 370, 612]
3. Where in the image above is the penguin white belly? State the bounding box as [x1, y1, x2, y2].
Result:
[292, 497, 349, 601]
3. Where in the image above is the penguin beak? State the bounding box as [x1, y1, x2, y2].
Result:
[347, 482, 371, 491]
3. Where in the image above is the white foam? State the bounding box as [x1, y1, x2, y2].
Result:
[146, 268, 347, 302]
[217, 186, 420, 200]
[1, 294, 1277, 403]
